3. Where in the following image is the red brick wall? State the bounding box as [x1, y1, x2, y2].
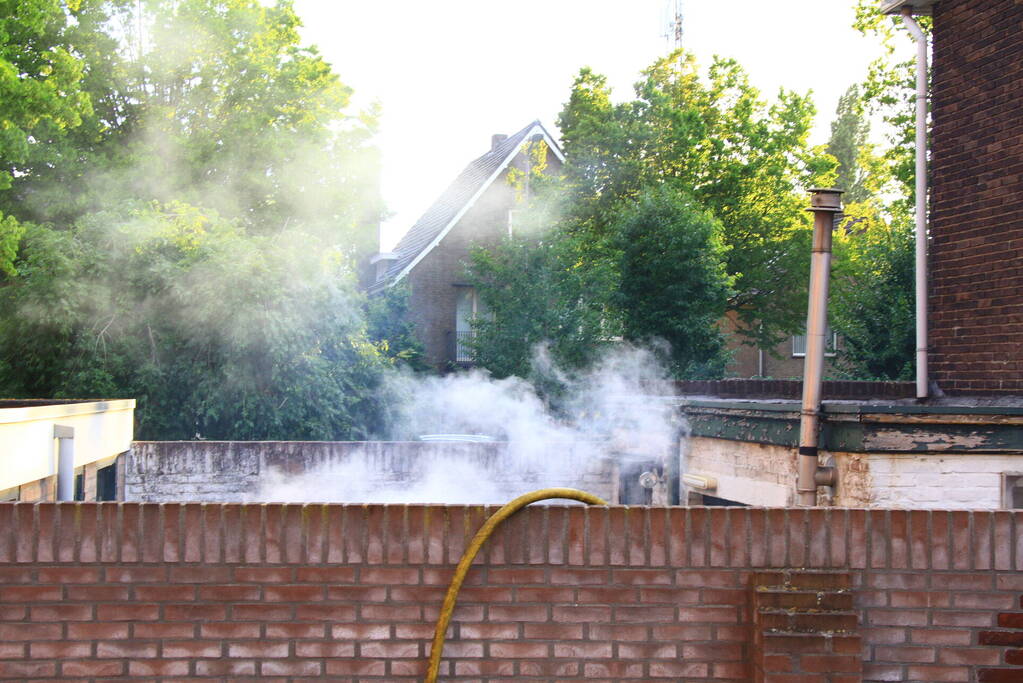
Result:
[929, 0, 1023, 394]
[0, 504, 1021, 681]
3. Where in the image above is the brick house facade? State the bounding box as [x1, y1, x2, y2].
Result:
[724, 311, 843, 379]
[369, 122, 563, 370]
[928, 0, 1023, 394]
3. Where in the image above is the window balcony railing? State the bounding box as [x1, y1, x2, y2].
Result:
[455, 330, 475, 364]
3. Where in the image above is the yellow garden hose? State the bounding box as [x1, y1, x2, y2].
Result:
[424, 488, 608, 682]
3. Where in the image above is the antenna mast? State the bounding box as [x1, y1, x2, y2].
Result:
[664, 0, 683, 51]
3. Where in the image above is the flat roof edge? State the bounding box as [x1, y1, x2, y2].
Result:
[0, 398, 136, 425]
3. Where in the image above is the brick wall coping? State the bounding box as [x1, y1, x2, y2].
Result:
[672, 379, 916, 400]
[1, 503, 1020, 572]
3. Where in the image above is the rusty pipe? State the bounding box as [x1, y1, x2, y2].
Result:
[797, 189, 843, 507]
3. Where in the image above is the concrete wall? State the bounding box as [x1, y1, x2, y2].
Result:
[0, 400, 134, 498]
[126, 441, 622, 504]
[1, 503, 1021, 681]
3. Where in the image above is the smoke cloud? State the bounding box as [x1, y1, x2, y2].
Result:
[251, 344, 684, 504]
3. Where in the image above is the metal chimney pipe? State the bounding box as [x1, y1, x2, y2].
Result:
[797, 189, 843, 507]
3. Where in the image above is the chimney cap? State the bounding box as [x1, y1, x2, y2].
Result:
[807, 188, 844, 212]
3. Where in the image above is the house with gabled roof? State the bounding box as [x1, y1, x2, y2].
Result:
[369, 120, 564, 370]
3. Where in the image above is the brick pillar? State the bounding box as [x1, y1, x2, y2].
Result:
[752, 570, 862, 683]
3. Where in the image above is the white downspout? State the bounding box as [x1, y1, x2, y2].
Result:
[902, 8, 929, 399]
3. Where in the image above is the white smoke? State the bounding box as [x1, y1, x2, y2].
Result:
[250, 344, 684, 504]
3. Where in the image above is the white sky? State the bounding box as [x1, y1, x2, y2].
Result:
[292, 1, 905, 251]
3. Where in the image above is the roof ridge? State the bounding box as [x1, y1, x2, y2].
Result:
[379, 120, 560, 286]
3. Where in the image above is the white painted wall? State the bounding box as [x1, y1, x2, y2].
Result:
[867, 454, 1020, 509]
[0, 400, 135, 492]
[685, 436, 1022, 509]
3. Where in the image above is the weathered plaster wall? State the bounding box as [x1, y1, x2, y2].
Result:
[682, 400, 1023, 508]
[685, 437, 1019, 510]
[126, 441, 620, 504]
[684, 437, 794, 506]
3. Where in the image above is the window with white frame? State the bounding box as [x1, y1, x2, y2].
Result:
[791, 327, 838, 357]
[507, 209, 520, 236]
[455, 287, 489, 363]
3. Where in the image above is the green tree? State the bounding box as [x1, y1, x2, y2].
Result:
[814, 1, 928, 380]
[613, 187, 733, 377]
[0, 202, 389, 439]
[853, 0, 930, 212]
[4, 0, 383, 256]
[830, 206, 915, 380]
[0, 0, 95, 273]
[557, 51, 836, 350]
[827, 85, 871, 203]
[0, 1, 392, 439]
[365, 282, 428, 371]
[466, 231, 614, 380]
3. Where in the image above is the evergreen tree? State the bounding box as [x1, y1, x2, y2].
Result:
[827, 85, 871, 203]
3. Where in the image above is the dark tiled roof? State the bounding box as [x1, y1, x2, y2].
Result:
[380, 120, 549, 285]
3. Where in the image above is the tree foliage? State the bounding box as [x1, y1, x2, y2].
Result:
[612, 187, 732, 377]
[365, 282, 428, 372]
[830, 206, 915, 381]
[2, 0, 382, 251]
[0, 0, 397, 439]
[0, 0, 94, 274]
[819, 2, 928, 380]
[827, 85, 871, 204]
[466, 50, 834, 382]
[555, 52, 835, 350]
[466, 230, 614, 380]
[1, 202, 390, 440]
[853, 0, 930, 212]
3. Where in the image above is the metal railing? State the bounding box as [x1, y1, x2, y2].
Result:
[455, 330, 475, 364]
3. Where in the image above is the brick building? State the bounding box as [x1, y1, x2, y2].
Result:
[369, 121, 564, 370]
[926, 0, 1023, 394]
